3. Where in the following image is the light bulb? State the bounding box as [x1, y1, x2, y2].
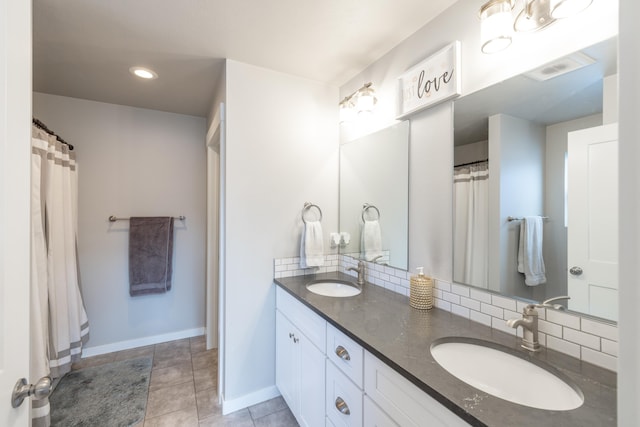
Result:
[356, 85, 377, 113]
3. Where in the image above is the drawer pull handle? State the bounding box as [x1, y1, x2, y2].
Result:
[335, 397, 350, 415]
[335, 345, 351, 361]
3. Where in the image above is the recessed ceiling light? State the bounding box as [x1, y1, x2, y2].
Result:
[129, 66, 158, 80]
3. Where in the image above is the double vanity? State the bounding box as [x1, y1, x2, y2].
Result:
[274, 272, 616, 426]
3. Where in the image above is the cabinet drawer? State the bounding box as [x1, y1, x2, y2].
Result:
[326, 360, 363, 427]
[276, 286, 326, 352]
[363, 395, 398, 427]
[364, 351, 469, 427]
[326, 322, 364, 388]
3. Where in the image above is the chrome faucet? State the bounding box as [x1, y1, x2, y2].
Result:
[506, 296, 570, 352]
[347, 260, 365, 286]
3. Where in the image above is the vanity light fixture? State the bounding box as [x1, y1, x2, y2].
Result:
[479, 0, 593, 54]
[339, 97, 356, 123]
[338, 82, 377, 122]
[513, 0, 555, 32]
[549, 0, 593, 19]
[129, 66, 158, 80]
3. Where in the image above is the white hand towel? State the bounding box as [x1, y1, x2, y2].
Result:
[517, 216, 546, 286]
[300, 221, 324, 268]
[362, 219, 383, 261]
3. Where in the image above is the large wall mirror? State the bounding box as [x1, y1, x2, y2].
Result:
[453, 37, 618, 322]
[339, 121, 409, 270]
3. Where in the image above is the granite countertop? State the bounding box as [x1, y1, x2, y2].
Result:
[274, 272, 616, 427]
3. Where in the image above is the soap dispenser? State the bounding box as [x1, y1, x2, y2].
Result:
[410, 267, 433, 310]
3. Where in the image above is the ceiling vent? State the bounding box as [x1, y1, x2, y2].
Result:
[524, 51, 596, 81]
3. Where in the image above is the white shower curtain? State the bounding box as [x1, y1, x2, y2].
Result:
[31, 126, 89, 427]
[453, 162, 489, 288]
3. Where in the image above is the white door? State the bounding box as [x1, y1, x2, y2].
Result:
[567, 123, 618, 321]
[297, 334, 325, 427]
[0, 0, 32, 425]
[275, 310, 298, 415]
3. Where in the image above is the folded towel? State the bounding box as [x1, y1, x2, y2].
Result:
[300, 221, 324, 268]
[517, 216, 546, 286]
[129, 217, 174, 296]
[362, 219, 383, 261]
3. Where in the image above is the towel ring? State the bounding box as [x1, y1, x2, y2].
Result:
[302, 202, 323, 224]
[362, 203, 380, 222]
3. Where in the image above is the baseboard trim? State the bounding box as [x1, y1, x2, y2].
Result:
[221, 385, 281, 415]
[81, 327, 206, 358]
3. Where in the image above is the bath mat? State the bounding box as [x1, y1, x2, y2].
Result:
[50, 356, 152, 427]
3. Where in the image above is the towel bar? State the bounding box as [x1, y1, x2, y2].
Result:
[109, 215, 186, 222]
[507, 216, 549, 222]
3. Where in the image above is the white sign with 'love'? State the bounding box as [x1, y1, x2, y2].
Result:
[397, 41, 461, 119]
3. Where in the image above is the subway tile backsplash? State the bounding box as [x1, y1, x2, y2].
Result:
[273, 254, 340, 278]
[273, 255, 618, 372]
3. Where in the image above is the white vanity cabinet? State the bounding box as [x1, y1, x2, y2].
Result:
[275, 285, 470, 427]
[364, 351, 470, 427]
[276, 288, 326, 427]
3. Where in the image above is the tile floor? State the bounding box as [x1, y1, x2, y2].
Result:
[70, 336, 299, 426]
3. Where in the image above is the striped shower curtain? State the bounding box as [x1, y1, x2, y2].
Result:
[453, 162, 489, 288]
[31, 126, 90, 427]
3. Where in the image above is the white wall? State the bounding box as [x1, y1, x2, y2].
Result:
[488, 114, 545, 300]
[33, 93, 207, 351]
[222, 60, 338, 407]
[618, 0, 640, 423]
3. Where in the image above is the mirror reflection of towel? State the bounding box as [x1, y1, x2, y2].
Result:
[517, 216, 546, 286]
[362, 219, 383, 261]
[300, 221, 324, 268]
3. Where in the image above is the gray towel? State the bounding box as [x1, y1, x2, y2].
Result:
[129, 217, 174, 296]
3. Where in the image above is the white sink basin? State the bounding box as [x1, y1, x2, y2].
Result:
[306, 280, 361, 297]
[430, 338, 584, 411]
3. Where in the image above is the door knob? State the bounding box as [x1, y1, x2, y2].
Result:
[11, 376, 51, 408]
[569, 266, 583, 276]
